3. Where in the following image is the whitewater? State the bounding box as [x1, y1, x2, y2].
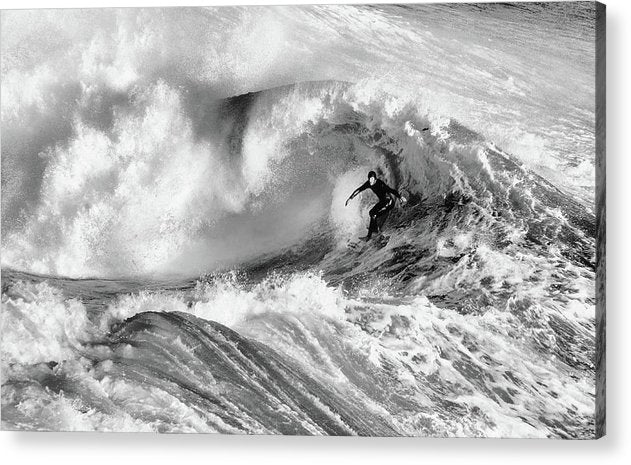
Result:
[1, 4, 599, 436]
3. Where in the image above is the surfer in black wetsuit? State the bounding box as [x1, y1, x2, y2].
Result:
[345, 171, 406, 240]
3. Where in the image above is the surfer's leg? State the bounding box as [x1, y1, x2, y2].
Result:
[368, 201, 388, 237]
[371, 200, 392, 233]
[369, 201, 387, 218]
[366, 215, 375, 239]
[380, 199, 395, 231]
[367, 203, 382, 239]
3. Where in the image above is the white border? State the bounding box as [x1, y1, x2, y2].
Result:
[1, 0, 629, 463]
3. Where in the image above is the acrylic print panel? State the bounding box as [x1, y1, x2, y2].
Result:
[1, 2, 605, 437]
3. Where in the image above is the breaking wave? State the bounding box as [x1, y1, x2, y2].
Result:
[1, 82, 597, 434]
[2, 81, 593, 279]
[1, 3, 598, 436]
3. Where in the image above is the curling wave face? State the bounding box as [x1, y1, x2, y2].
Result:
[0, 87, 598, 436]
[1, 80, 594, 278]
[1, 108, 597, 434]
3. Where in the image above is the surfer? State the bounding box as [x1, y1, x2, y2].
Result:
[345, 171, 406, 240]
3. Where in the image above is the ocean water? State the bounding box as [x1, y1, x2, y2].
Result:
[1, 3, 597, 436]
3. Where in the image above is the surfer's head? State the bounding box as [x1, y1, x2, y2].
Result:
[368, 171, 377, 185]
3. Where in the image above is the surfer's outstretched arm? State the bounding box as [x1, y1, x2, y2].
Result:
[388, 185, 402, 199]
[345, 181, 369, 206]
[382, 181, 404, 202]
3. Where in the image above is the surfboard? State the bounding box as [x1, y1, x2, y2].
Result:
[348, 233, 390, 250]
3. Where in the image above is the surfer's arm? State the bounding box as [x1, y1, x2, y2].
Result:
[385, 183, 408, 204]
[345, 181, 369, 205]
[386, 184, 402, 200]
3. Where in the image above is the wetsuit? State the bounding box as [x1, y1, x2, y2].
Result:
[350, 179, 401, 238]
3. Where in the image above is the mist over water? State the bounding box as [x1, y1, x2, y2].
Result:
[1, 4, 598, 436]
